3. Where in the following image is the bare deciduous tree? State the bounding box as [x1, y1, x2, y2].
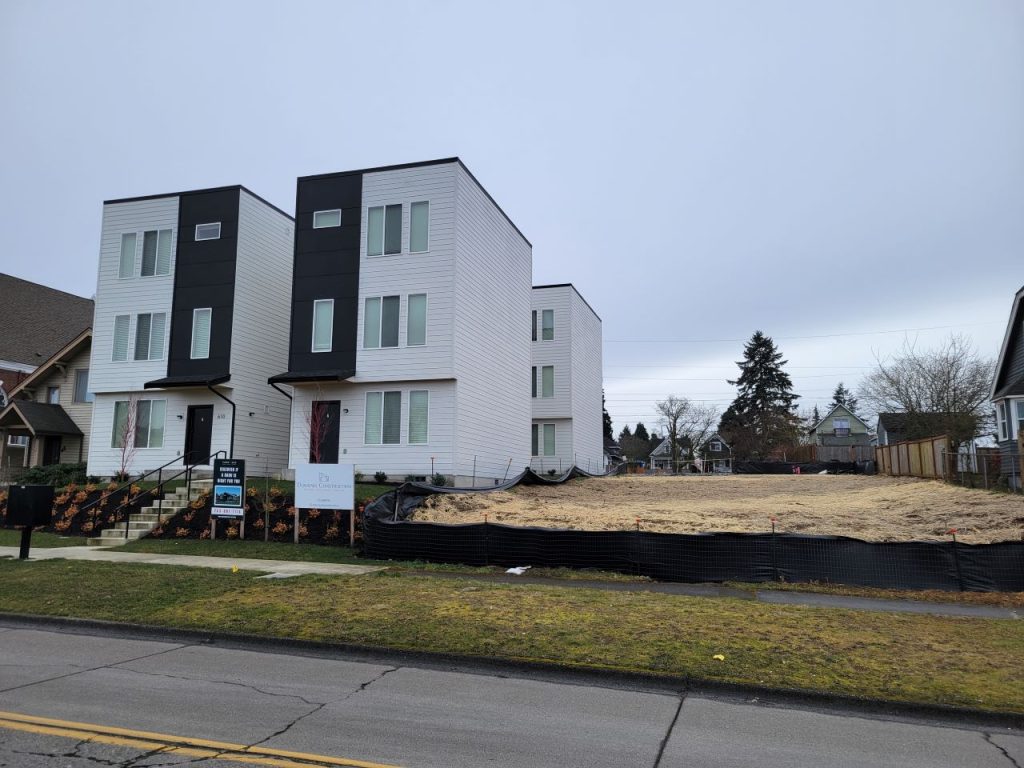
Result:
[115, 394, 139, 481]
[303, 387, 334, 464]
[655, 395, 719, 472]
[858, 334, 994, 449]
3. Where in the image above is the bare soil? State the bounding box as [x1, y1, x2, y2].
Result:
[413, 475, 1024, 543]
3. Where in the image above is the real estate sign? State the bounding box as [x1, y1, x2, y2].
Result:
[211, 458, 246, 518]
[295, 463, 355, 510]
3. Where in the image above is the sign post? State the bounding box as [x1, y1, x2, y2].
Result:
[295, 463, 355, 546]
[211, 458, 246, 539]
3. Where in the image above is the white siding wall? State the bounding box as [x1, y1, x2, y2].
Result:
[230, 191, 294, 476]
[453, 164, 532, 481]
[87, 391, 231, 476]
[355, 165, 457, 382]
[531, 287, 573, 421]
[89, 198, 178, 393]
[569, 290, 604, 472]
[529, 418, 573, 474]
[287, 380, 456, 481]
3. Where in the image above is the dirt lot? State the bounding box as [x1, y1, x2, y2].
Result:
[413, 474, 1024, 543]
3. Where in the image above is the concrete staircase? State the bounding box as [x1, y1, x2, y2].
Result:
[88, 480, 213, 547]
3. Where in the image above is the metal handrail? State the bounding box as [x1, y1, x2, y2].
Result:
[75, 451, 228, 538]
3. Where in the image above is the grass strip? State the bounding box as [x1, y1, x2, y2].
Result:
[0, 529, 91, 548]
[0, 559, 1020, 714]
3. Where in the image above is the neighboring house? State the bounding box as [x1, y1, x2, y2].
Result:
[86, 186, 294, 478]
[697, 432, 731, 472]
[271, 158, 533, 485]
[530, 284, 603, 474]
[991, 284, 1024, 487]
[875, 412, 976, 446]
[649, 436, 693, 471]
[0, 274, 93, 394]
[0, 328, 93, 473]
[808, 404, 872, 446]
[603, 436, 623, 469]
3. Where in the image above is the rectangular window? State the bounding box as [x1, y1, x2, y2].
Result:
[542, 309, 554, 341]
[313, 209, 341, 229]
[363, 296, 399, 348]
[312, 300, 334, 352]
[73, 370, 93, 403]
[134, 312, 166, 361]
[46, 386, 60, 404]
[833, 417, 850, 436]
[141, 230, 172, 276]
[191, 308, 212, 359]
[997, 401, 1008, 441]
[119, 233, 137, 278]
[410, 201, 429, 252]
[7, 435, 28, 448]
[543, 424, 556, 456]
[531, 424, 539, 456]
[195, 222, 221, 241]
[710, 441, 722, 452]
[542, 366, 554, 398]
[407, 294, 426, 346]
[364, 391, 401, 444]
[409, 390, 428, 444]
[112, 315, 130, 361]
[531, 366, 537, 398]
[531, 310, 537, 342]
[1016, 401, 1024, 440]
[367, 204, 403, 256]
[134, 399, 166, 448]
[111, 400, 129, 448]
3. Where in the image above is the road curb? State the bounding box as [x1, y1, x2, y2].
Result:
[2, 611, 1021, 732]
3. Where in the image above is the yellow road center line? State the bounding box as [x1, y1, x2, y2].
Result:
[0, 710, 403, 768]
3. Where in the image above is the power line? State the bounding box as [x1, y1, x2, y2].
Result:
[603, 321, 1002, 344]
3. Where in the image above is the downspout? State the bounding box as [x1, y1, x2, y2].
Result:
[269, 382, 293, 401]
[207, 383, 236, 459]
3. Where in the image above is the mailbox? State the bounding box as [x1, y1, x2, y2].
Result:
[5, 485, 55, 527]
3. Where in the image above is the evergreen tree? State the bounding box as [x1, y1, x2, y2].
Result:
[828, 382, 858, 415]
[618, 425, 632, 442]
[813, 404, 821, 423]
[602, 390, 614, 442]
[634, 422, 650, 442]
[719, 331, 801, 458]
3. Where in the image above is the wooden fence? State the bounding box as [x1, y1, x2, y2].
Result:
[875, 435, 951, 479]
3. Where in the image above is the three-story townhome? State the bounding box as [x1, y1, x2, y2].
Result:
[271, 158, 532, 485]
[87, 186, 293, 478]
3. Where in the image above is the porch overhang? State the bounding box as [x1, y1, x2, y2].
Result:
[268, 369, 356, 385]
[0, 401, 83, 437]
[144, 373, 231, 389]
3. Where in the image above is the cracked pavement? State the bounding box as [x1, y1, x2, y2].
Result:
[0, 620, 1021, 767]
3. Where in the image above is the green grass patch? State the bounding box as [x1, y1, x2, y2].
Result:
[0, 559, 1020, 713]
[0, 529, 90, 548]
[727, 580, 1024, 610]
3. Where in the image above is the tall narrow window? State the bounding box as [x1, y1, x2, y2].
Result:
[543, 424, 556, 456]
[409, 390, 428, 444]
[365, 391, 402, 444]
[119, 233, 136, 278]
[531, 424, 539, 456]
[313, 209, 341, 229]
[141, 230, 172, 276]
[531, 366, 537, 398]
[134, 312, 166, 361]
[191, 308, 212, 359]
[542, 366, 554, 398]
[407, 294, 426, 346]
[997, 402, 1008, 441]
[73, 369, 92, 403]
[47, 386, 60, 404]
[1017, 400, 1024, 439]
[112, 315, 130, 361]
[531, 310, 537, 341]
[111, 401, 129, 448]
[135, 400, 166, 448]
[367, 204, 403, 255]
[312, 300, 334, 352]
[363, 296, 399, 348]
[542, 309, 554, 341]
[410, 201, 429, 252]
[195, 222, 221, 240]
[365, 392, 382, 444]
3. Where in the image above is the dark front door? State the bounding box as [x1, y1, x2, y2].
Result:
[310, 400, 340, 464]
[42, 436, 62, 465]
[184, 405, 214, 465]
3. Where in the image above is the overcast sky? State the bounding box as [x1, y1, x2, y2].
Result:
[2, 0, 1021, 434]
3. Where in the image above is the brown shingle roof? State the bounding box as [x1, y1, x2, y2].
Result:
[0, 274, 94, 366]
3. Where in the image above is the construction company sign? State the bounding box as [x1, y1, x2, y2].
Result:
[211, 459, 245, 518]
[295, 463, 355, 510]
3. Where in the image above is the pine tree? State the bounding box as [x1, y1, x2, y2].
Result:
[828, 382, 858, 415]
[602, 390, 614, 442]
[634, 422, 650, 442]
[719, 331, 801, 459]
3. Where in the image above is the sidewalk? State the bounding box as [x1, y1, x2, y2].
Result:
[2, 546, 1017, 619]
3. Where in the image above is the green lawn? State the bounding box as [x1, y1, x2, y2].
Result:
[0, 529, 89, 548]
[0, 558, 1020, 713]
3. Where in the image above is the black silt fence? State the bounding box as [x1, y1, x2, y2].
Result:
[361, 517, 1024, 592]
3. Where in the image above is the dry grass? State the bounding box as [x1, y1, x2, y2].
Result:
[414, 474, 1024, 543]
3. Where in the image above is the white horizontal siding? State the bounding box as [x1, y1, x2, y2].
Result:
[28, 343, 94, 463]
[569, 289, 604, 471]
[89, 198, 178, 393]
[531, 286, 573, 420]
[529, 418, 574, 474]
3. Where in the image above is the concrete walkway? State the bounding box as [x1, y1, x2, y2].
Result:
[0, 546, 385, 578]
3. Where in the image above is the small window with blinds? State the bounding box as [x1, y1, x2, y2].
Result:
[191, 308, 212, 359]
[407, 294, 426, 346]
[119, 233, 137, 278]
[195, 222, 221, 241]
[133, 312, 166, 361]
[112, 315, 130, 361]
[408, 391, 428, 444]
[365, 391, 402, 445]
[410, 201, 429, 252]
[363, 296, 400, 348]
[367, 204, 402, 256]
[140, 230, 172, 276]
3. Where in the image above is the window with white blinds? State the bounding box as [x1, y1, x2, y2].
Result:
[365, 391, 401, 444]
[312, 300, 334, 352]
[542, 366, 554, 398]
[134, 399, 166, 448]
[542, 309, 554, 341]
[119, 233, 136, 278]
[134, 312, 166, 361]
[543, 424, 556, 456]
[364, 296, 400, 348]
[410, 201, 429, 252]
[408, 391, 428, 443]
[367, 204, 402, 256]
[407, 294, 426, 346]
[111, 401, 129, 448]
[141, 230, 172, 276]
[191, 308, 212, 359]
[112, 315, 130, 361]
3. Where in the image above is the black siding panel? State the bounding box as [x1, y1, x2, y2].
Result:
[288, 173, 362, 376]
[167, 189, 239, 378]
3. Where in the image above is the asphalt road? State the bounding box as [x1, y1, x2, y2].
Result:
[0, 620, 1020, 768]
